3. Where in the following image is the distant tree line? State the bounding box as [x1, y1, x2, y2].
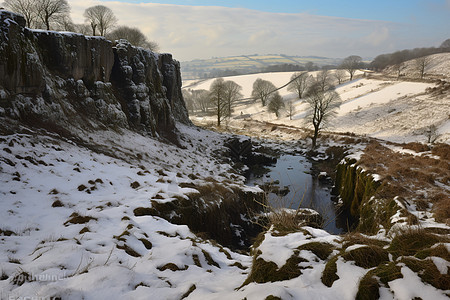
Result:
[370, 39, 450, 71]
[2, 0, 159, 51]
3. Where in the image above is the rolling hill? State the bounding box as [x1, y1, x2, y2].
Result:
[185, 54, 450, 144]
[181, 54, 343, 79]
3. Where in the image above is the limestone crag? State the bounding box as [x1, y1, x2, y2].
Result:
[0, 10, 189, 139]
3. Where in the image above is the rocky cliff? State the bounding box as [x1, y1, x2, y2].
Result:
[0, 10, 190, 140]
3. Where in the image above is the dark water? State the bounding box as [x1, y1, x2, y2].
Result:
[247, 154, 345, 234]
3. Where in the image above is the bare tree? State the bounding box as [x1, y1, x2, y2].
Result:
[84, 5, 118, 36]
[287, 101, 295, 120]
[223, 80, 242, 119]
[425, 124, 439, 144]
[187, 89, 210, 113]
[3, 0, 37, 28]
[107, 26, 159, 51]
[415, 56, 431, 79]
[210, 78, 227, 126]
[53, 13, 74, 31]
[251, 78, 276, 106]
[182, 90, 195, 113]
[392, 62, 407, 80]
[340, 55, 362, 81]
[304, 83, 342, 148]
[73, 23, 91, 35]
[305, 61, 317, 71]
[314, 69, 333, 92]
[334, 69, 346, 85]
[268, 92, 285, 118]
[287, 72, 310, 99]
[35, 0, 70, 30]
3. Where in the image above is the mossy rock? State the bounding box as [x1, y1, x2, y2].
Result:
[389, 230, 442, 259]
[402, 257, 450, 290]
[298, 242, 334, 260]
[415, 243, 450, 261]
[342, 245, 389, 269]
[244, 250, 306, 285]
[374, 262, 403, 286]
[321, 255, 339, 287]
[355, 272, 380, 300]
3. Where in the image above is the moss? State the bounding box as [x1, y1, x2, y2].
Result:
[342, 233, 388, 249]
[415, 243, 450, 261]
[342, 245, 389, 269]
[402, 258, 450, 290]
[180, 284, 196, 299]
[79, 227, 90, 234]
[51, 199, 64, 207]
[133, 207, 157, 216]
[321, 255, 339, 287]
[265, 296, 282, 300]
[374, 262, 403, 285]
[130, 181, 140, 189]
[333, 161, 380, 221]
[139, 238, 152, 250]
[358, 196, 401, 234]
[389, 229, 442, 259]
[298, 242, 334, 260]
[219, 247, 232, 260]
[158, 263, 188, 272]
[64, 212, 97, 225]
[192, 254, 202, 267]
[230, 261, 247, 270]
[243, 250, 306, 285]
[116, 244, 141, 257]
[202, 250, 220, 268]
[356, 272, 380, 300]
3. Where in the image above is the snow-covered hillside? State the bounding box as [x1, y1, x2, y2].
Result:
[186, 64, 449, 143]
[2, 122, 449, 299]
[384, 53, 450, 79]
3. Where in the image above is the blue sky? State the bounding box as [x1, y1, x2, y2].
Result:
[104, 0, 448, 22]
[69, 0, 450, 61]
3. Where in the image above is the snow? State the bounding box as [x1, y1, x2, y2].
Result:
[0, 53, 448, 299]
[186, 67, 449, 143]
[388, 266, 449, 300]
[1, 120, 449, 299]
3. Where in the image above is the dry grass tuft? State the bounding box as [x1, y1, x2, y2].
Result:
[64, 212, 97, 226]
[402, 142, 430, 153]
[431, 143, 450, 160]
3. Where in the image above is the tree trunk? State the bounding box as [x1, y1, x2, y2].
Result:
[311, 125, 319, 149]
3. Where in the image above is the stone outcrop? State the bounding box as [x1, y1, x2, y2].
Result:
[0, 10, 190, 140]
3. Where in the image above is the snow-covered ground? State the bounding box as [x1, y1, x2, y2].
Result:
[186, 65, 449, 144]
[1, 120, 449, 299]
[1, 55, 448, 299]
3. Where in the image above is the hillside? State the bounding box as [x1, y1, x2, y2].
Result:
[181, 54, 342, 79]
[384, 52, 450, 79]
[186, 65, 449, 144]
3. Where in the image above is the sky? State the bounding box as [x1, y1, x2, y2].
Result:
[68, 0, 450, 61]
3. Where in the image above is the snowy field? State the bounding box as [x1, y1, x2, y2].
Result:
[1, 123, 448, 299]
[186, 67, 449, 144]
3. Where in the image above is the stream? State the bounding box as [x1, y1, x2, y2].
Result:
[246, 154, 345, 234]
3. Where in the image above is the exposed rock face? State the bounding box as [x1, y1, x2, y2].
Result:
[0, 10, 190, 139]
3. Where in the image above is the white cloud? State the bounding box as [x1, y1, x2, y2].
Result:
[67, 1, 418, 61]
[363, 27, 391, 46]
